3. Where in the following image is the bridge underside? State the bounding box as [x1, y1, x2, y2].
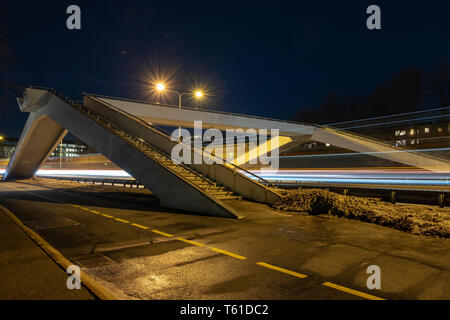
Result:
[94, 95, 450, 171]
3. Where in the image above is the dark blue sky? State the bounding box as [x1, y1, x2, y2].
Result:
[1, 0, 450, 137]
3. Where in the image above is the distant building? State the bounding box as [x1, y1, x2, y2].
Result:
[50, 143, 88, 158]
[0, 139, 17, 159]
[1, 137, 89, 159]
[336, 107, 450, 150]
[286, 107, 450, 156]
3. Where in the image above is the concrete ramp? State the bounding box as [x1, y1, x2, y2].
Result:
[83, 95, 280, 204]
[4, 88, 282, 218]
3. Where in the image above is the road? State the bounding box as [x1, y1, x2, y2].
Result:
[4, 167, 447, 191]
[1, 180, 450, 300]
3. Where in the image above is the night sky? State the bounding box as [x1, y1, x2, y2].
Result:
[1, 0, 450, 138]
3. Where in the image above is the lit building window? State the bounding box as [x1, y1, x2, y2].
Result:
[395, 140, 407, 146]
[438, 128, 443, 133]
[409, 129, 415, 136]
[424, 127, 430, 133]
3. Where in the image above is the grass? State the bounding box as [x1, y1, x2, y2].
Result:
[272, 189, 450, 238]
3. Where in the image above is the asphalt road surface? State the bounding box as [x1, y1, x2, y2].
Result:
[1, 180, 450, 300]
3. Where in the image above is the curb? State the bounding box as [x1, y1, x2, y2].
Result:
[0, 204, 118, 300]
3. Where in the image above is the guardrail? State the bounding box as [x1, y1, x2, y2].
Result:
[267, 181, 449, 208]
[36, 175, 143, 188]
[21, 173, 448, 208]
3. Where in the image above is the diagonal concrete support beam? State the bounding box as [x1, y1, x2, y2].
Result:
[4, 112, 67, 180]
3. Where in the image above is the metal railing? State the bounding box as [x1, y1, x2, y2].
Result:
[33, 87, 274, 194]
[84, 92, 316, 127]
[86, 94, 276, 187]
[75, 104, 219, 190]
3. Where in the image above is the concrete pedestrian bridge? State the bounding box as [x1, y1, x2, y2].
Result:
[4, 87, 449, 218]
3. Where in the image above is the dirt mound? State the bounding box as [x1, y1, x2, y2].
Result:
[272, 189, 450, 238]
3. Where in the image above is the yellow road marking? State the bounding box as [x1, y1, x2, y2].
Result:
[151, 229, 173, 237]
[256, 262, 307, 278]
[0, 181, 390, 300]
[177, 237, 204, 247]
[211, 248, 246, 260]
[131, 223, 149, 230]
[323, 282, 385, 300]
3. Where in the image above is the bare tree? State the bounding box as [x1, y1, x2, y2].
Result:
[430, 58, 450, 107]
[367, 68, 422, 116]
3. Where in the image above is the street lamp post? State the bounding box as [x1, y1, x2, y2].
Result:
[155, 83, 204, 138]
[176, 92, 189, 138]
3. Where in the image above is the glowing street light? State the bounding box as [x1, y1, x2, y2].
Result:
[153, 83, 204, 109]
[156, 83, 165, 92]
[0, 135, 4, 141]
[153, 83, 205, 138]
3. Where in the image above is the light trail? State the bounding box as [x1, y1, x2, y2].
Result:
[326, 106, 450, 126]
[242, 169, 450, 188]
[336, 114, 450, 130]
[34, 169, 132, 177]
[2, 168, 448, 189]
[276, 147, 450, 159]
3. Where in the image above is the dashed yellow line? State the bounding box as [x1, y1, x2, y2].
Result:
[71, 203, 384, 300]
[211, 248, 246, 260]
[3, 183, 388, 300]
[131, 223, 149, 230]
[177, 237, 204, 247]
[256, 262, 307, 279]
[323, 282, 385, 300]
[151, 229, 173, 237]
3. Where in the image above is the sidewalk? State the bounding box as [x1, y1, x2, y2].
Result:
[0, 204, 95, 300]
